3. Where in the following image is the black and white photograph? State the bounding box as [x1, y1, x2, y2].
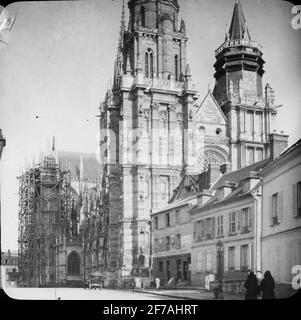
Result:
[0, 0, 300, 305]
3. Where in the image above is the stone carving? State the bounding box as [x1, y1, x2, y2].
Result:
[177, 112, 183, 122]
[159, 110, 168, 122]
[138, 104, 143, 116]
[198, 150, 227, 171]
[168, 104, 176, 112]
[204, 135, 230, 145]
[143, 109, 150, 119]
[151, 103, 160, 110]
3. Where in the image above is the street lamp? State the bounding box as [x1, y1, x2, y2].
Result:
[216, 240, 224, 299]
[146, 220, 152, 278]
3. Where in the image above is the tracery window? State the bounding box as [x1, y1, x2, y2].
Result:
[67, 251, 80, 275]
[145, 48, 154, 79]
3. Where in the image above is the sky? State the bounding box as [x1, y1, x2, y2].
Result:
[0, 0, 300, 252]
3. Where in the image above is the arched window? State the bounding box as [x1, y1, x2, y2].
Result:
[145, 52, 149, 78]
[175, 55, 179, 80]
[145, 48, 154, 79]
[150, 52, 154, 78]
[67, 251, 80, 275]
[140, 6, 145, 27]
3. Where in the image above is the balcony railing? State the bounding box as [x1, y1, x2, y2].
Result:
[241, 226, 250, 234]
[143, 78, 184, 91]
[206, 234, 214, 240]
[215, 39, 263, 57]
[272, 216, 279, 225]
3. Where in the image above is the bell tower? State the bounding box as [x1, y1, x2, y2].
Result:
[99, 0, 199, 281]
[124, 0, 186, 81]
[213, 0, 280, 170]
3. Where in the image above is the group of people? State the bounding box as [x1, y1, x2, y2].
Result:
[244, 270, 275, 300]
[131, 277, 161, 291]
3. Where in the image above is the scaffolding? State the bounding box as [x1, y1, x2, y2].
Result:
[18, 155, 72, 287]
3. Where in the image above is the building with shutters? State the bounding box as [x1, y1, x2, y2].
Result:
[98, 0, 284, 283]
[260, 138, 301, 298]
[151, 174, 203, 285]
[189, 160, 269, 292]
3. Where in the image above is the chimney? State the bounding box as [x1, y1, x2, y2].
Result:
[242, 171, 261, 193]
[207, 163, 221, 187]
[269, 131, 289, 161]
[216, 181, 237, 200]
[220, 163, 232, 174]
[197, 190, 212, 207]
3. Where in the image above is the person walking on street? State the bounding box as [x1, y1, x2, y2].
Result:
[259, 271, 276, 299]
[132, 278, 136, 292]
[155, 277, 160, 290]
[244, 271, 259, 300]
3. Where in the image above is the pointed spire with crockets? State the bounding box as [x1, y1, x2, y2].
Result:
[113, 0, 126, 87]
[228, 0, 251, 41]
[118, 0, 126, 55]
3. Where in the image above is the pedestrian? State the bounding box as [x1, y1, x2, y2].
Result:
[155, 277, 160, 290]
[244, 271, 259, 300]
[132, 278, 136, 292]
[259, 271, 276, 299]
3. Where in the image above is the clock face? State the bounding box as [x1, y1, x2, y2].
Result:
[198, 150, 226, 171]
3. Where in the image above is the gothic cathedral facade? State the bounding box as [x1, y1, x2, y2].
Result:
[98, 0, 280, 280]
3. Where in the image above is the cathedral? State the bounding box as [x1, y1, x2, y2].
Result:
[98, 0, 281, 282]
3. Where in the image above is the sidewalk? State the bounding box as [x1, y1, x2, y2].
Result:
[135, 287, 244, 300]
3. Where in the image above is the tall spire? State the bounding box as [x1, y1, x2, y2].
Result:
[228, 0, 251, 41]
[118, 0, 126, 54]
[113, 0, 126, 88]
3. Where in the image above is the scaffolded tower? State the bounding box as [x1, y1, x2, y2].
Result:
[18, 155, 72, 287]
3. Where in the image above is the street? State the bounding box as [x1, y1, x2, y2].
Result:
[2, 287, 181, 300]
[2, 287, 243, 300]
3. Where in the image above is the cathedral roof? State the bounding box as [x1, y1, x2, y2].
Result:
[228, 0, 251, 40]
[58, 151, 101, 180]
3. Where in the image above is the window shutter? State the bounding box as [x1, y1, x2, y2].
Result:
[241, 209, 245, 228]
[269, 196, 273, 226]
[237, 211, 241, 233]
[212, 217, 216, 238]
[228, 213, 231, 235]
[220, 216, 226, 236]
[293, 184, 298, 217]
[224, 246, 228, 272]
[249, 207, 254, 230]
[249, 243, 253, 270]
[278, 191, 283, 222]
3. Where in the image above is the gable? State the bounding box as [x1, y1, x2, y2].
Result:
[169, 174, 199, 203]
[196, 91, 227, 125]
